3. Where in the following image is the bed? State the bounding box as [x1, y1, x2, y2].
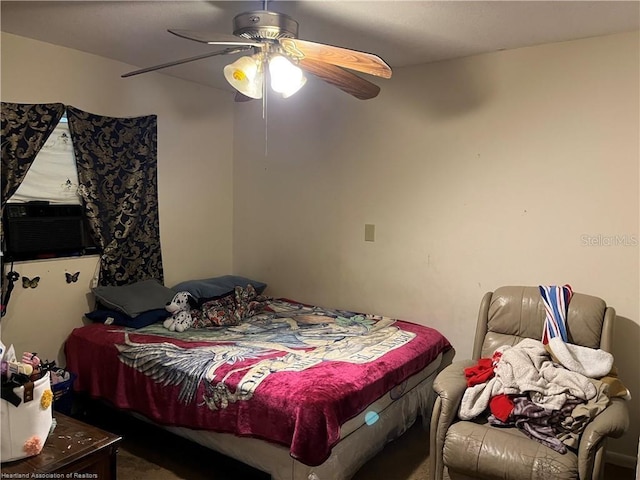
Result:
[65, 296, 453, 480]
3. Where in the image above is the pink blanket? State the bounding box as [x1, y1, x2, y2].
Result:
[65, 298, 450, 466]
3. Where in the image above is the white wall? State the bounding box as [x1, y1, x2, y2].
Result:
[233, 32, 639, 461]
[0, 33, 236, 364]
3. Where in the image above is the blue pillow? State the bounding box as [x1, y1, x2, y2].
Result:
[171, 275, 267, 300]
[85, 308, 171, 329]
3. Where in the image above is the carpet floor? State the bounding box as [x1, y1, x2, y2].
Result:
[114, 419, 429, 480]
[79, 407, 635, 480]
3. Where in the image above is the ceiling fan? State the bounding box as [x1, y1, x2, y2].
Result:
[121, 2, 392, 101]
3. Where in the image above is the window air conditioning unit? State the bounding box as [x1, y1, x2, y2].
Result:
[3, 203, 97, 259]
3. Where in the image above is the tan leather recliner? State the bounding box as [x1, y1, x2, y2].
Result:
[429, 286, 630, 480]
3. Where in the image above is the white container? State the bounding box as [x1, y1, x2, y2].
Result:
[1, 372, 53, 462]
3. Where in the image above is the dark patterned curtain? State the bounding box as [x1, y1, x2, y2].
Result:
[1, 102, 65, 213]
[1, 103, 65, 316]
[67, 106, 163, 286]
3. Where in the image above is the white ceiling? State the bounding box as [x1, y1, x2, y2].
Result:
[2, 1, 638, 93]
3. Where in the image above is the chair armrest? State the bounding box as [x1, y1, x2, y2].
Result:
[578, 397, 630, 480]
[429, 359, 475, 480]
[433, 359, 476, 412]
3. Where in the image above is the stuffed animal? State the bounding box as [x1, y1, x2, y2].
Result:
[163, 291, 198, 332]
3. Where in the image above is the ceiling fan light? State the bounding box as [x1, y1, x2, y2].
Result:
[281, 76, 306, 99]
[269, 55, 306, 98]
[224, 55, 263, 99]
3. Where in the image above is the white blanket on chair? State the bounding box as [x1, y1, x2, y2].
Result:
[547, 337, 613, 378]
[459, 339, 597, 420]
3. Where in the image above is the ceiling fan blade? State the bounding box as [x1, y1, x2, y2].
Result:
[280, 38, 392, 79]
[121, 46, 252, 78]
[168, 29, 261, 46]
[298, 58, 381, 100]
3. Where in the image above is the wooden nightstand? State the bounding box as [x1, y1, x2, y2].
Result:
[1, 412, 121, 478]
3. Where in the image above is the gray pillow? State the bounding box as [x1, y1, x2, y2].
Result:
[171, 275, 267, 300]
[92, 279, 176, 317]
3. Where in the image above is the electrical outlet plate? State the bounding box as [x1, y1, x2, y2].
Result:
[365, 224, 375, 242]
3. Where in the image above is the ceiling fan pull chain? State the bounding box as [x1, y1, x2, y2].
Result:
[263, 56, 269, 157]
[264, 107, 268, 157]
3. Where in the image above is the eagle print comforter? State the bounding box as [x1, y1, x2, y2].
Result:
[65, 298, 451, 466]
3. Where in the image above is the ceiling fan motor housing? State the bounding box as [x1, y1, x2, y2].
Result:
[233, 10, 299, 41]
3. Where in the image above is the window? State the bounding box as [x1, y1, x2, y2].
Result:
[2, 117, 97, 261]
[10, 116, 81, 205]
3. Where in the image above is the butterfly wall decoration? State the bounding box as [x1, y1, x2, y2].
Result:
[65, 272, 80, 284]
[22, 276, 40, 289]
